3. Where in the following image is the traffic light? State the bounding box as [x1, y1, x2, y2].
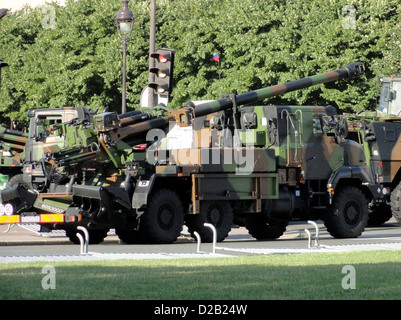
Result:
[0, 61, 7, 90]
[149, 48, 175, 96]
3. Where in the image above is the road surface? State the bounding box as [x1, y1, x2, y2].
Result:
[0, 219, 400, 262]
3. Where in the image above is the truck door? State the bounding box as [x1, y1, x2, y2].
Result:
[302, 115, 344, 180]
[281, 109, 303, 167]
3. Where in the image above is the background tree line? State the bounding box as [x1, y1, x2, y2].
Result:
[0, 0, 400, 126]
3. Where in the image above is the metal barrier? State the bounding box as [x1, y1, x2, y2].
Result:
[195, 221, 325, 254]
[76, 226, 89, 254]
[194, 223, 218, 254]
[305, 220, 322, 248]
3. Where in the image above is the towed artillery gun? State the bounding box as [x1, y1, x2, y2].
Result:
[0, 62, 381, 244]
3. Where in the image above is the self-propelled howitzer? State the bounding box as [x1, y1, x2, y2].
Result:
[187, 62, 365, 118]
[1, 62, 380, 246]
[77, 63, 365, 170]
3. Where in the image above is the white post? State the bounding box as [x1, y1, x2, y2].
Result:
[77, 226, 89, 254]
[204, 223, 217, 254]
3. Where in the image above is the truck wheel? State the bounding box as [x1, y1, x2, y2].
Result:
[186, 201, 233, 242]
[115, 216, 141, 244]
[115, 228, 141, 244]
[138, 189, 184, 244]
[245, 214, 288, 240]
[390, 182, 401, 224]
[66, 228, 109, 244]
[368, 203, 392, 226]
[324, 186, 368, 238]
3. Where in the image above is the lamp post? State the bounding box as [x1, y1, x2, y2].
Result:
[0, 8, 8, 20]
[0, 9, 8, 91]
[116, 0, 134, 115]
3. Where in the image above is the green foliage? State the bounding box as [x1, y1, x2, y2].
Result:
[0, 0, 399, 124]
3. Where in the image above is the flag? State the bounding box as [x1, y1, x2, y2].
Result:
[212, 52, 220, 62]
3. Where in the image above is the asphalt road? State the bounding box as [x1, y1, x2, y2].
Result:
[1, 219, 401, 259]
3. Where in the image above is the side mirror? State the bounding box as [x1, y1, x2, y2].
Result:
[389, 90, 396, 101]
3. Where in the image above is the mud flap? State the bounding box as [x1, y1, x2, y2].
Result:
[0, 185, 37, 214]
[132, 174, 156, 211]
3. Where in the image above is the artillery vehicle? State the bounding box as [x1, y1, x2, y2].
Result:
[0, 62, 381, 244]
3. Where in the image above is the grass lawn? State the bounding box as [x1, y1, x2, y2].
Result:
[1, 250, 401, 300]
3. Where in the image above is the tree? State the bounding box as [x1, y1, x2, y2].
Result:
[0, 0, 400, 125]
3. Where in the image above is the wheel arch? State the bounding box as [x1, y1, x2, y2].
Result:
[328, 166, 375, 201]
[132, 174, 191, 212]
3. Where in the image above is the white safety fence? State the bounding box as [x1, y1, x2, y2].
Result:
[1, 222, 400, 263]
[196, 222, 401, 255]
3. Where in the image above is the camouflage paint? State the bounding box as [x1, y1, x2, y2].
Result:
[189, 62, 364, 117]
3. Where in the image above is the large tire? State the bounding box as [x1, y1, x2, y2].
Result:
[245, 213, 288, 240]
[368, 202, 392, 226]
[138, 189, 184, 244]
[66, 228, 109, 244]
[186, 201, 233, 242]
[115, 228, 141, 244]
[390, 182, 401, 224]
[115, 215, 142, 244]
[324, 186, 368, 238]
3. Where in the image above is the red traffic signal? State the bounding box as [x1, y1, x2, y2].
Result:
[149, 49, 175, 96]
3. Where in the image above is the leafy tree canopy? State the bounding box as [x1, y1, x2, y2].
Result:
[0, 0, 400, 125]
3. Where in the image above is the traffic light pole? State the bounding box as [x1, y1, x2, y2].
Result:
[148, 0, 156, 108]
[122, 39, 128, 114]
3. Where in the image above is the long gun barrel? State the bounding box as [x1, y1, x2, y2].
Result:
[187, 62, 365, 117]
[0, 126, 28, 151]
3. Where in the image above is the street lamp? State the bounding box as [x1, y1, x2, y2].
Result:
[0, 8, 8, 20]
[0, 9, 8, 90]
[116, 0, 134, 115]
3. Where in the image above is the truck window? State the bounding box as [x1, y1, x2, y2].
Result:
[28, 114, 63, 139]
[379, 82, 390, 114]
[312, 118, 323, 134]
[391, 82, 401, 116]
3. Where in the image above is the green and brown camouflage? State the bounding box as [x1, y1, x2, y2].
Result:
[0, 62, 380, 244]
[24, 107, 96, 163]
[0, 125, 28, 182]
[339, 75, 401, 226]
[187, 62, 365, 118]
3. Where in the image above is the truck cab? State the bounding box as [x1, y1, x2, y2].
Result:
[378, 76, 401, 117]
[22, 107, 95, 188]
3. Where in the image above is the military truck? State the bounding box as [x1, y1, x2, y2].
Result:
[346, 76, 401, 225]
[0, 62, 381, 244]
[0, 107, 95, 222]
[0, 62, 93, 186]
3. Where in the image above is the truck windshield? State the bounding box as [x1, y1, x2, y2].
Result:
[28, 115, 63, 139]
[379, 81, 401, 116]
[391, 82, 401, 116]
[379, 82, 390, 114]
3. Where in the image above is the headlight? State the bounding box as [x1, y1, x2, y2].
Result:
[4, 203, 13, 216]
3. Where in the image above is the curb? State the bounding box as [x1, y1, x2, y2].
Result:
[0, 235, 195, 246]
